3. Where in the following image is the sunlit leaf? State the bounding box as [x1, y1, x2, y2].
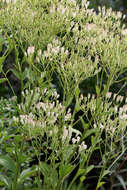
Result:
[97, 181, 105, 189]
[59, 164, 74, 180]
[0, 155, 16, 172]
[0, 78, 6, 84]
[18, 166, 38, 184]
[85, 165, 94, 174]
[101, 170, 110, 178]
[0, 56, 5, 73]
[0, 175, 11, 188]
[83, 129, 98, 139]
[80, 176, 86, 182]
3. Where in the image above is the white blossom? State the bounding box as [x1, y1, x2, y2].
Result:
[100, 123, 104, 129]
[68, 125, 73, 140]
[72, 138, 77, 144]
[65, 112, 72, 121]
[27, 46, 35, 56]
[13, 116, 19, 122]
[3, 0, 17, 3]
[106, 92, 112, 99]
[62, 126, 68, 142]
[79, 141, 87, 152]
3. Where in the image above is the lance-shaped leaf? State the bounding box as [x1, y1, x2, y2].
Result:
[0, 155, 16, 173]
[18, 166, 38, 184]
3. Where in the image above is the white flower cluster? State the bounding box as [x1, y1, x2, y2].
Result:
[94, 122, 115, 134]
[13, 88, 76, 138]
[43, 39, 68, 61]
[79, 92, 127, 135]
[84, 23, 108, 39]
[2, 0, 17, 3]
[49, 1, 78, 18]
[72, 136, 80, 144]
[117, 104, 127, 120]
[13, 87, 85, 146]
[50, 4, 66, 15]
[121, 28, 127, 36]
[36, 49, 42, 62]
[62, 125, 73, 142]
[82, 93, 96, 112]
[27, 46, 35, 56]
[105, 92, 127, 120]
[106, 92, 124, 103]
[20, 113, 42, 128]
[79, 141, 87, 152]
[62, 125, 81, 143]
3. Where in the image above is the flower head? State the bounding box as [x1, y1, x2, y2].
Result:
[27, 46, 35, 56]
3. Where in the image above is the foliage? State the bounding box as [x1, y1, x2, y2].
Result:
[0, 0, 127, 189]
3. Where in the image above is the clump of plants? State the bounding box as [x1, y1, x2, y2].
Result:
[0, 0, 127, 189]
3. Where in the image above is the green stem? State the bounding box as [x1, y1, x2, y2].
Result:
[12, 151, 20, 190]
[3, 71, 16, 96]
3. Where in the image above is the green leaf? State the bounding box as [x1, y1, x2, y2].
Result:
[0, 78, 6, 84]
[96, 85, 100, 96]
[40, 162, 58, 188]
[0, 174, 11, 188]
[63, 145, 75, 162]
[100, 112, 111, 116]
[80, 153, 87, 168]
[91, 136, 101, 147]
[65, 95, 73, 107]
[0, 56, 5, 73]
[75, 102, 81, 112]
[85, 165, 94, 174]
[103, 84, 109, 96]
[96, 98, 102, 111]
[76, 169, 86, 177]
[18, 166, 38, 184]
[101, 170, 110, 178]
[76, 165, 94, 181]
[38, 162, 49, 177]
[116, 175, 126, 190]
[75, 87, 81, 111]
[75, 87, 80, 98]
[0, 155, 16, 172]
[97, 181, 105, 189]
[10, 68, 21, 80]
[80, 117, 89, 130]
[22, 67, 30, 80]
[14, 135, 24, 144]
[83, 129, 98, 139]
[59, 164, 74, 180]
[80, 176, 86, 182]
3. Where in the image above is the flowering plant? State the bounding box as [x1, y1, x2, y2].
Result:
[0, 0, 127, 189]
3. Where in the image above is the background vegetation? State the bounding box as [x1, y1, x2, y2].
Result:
[89, 0, 127, 12]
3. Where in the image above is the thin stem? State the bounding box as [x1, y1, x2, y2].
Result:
[109, 154, 127, 186]
[3, 71, 16, 96]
